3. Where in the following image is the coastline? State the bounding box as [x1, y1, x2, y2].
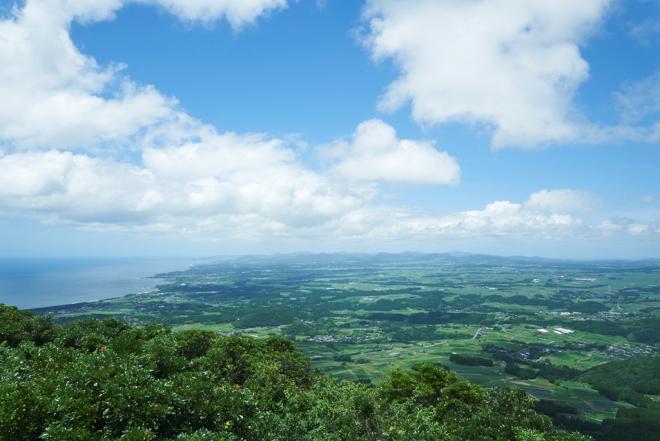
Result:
[0, 257, 211, 310]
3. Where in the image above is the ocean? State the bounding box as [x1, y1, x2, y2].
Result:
[0, 257, 203, 309]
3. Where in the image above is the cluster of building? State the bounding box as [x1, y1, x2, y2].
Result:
[606, 344, 658, 357]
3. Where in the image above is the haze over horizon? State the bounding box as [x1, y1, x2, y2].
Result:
[1, 0, 659, 259]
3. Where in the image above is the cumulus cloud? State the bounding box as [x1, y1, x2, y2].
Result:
[0, 0, 656, 250]
[0, 150, 155, 224]
[525, 189, 599, 213]
[0, 0, 286, 150]
[0, 155, 585, 240]
[0, 134, 366, 235]
[324, 119, 460, 185]
[0, 146, 655, 244]
[361, 0, 610, 148]
[0, 2, 168, 149]
[0, 0, 371, 238]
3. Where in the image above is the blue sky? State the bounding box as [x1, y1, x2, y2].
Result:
[0, 0, 659, 258]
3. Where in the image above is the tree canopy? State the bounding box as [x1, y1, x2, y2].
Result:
[0, 305, 589, 441]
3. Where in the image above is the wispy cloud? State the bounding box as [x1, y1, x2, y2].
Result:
[630, 18, 660, 46]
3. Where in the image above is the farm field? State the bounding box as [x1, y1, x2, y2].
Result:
[34, 253, 660, 432]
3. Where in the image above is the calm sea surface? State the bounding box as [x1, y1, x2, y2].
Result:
[0, 257, 204, 309]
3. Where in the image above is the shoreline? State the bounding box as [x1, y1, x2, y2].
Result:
[0, 257, 211, 310]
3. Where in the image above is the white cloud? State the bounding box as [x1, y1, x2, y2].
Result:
[338, 199, 580, 241]
[21, 0, 286, 26]
[593, 219, 660, 238]
[0, 144, 655, 245]
[409, 200, 578, 238]
[325, 119, 460, 185]
[0, 0, 657, 252]
[0, 0, 286, 150]
[0, 150, 154, 224]
[0, 134, 366, 234]
[525, 189, 599, 213]
[0, 168, 581, 240]
[139, 0, 287, 27]
[0, 2, 170, 149]
[361, 0, 610, 148]
[0, 0, 371, 238]
[596, 220, 624, 235]
[628, 223, 649, 236]
[0, 0, 380, 240]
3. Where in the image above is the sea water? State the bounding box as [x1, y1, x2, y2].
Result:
[0, 257, 203, 309]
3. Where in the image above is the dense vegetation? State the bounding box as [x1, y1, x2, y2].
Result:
[448, 353, 494, 367]
[576, 358, 660, 441]
[579, 357, 660, 404]
[30, 254, 660, 439]
[0, 305, 590, 441]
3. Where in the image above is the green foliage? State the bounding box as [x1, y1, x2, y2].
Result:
[449, 353, 494, 367]
[24, 254, 660, 441]
[569, 318, 660, 344]
[602, 406, 660, 441]
[566, 301, 609, 314]
[0, 307, 589, 440]
[175, 330, 216, 358]
[505, 362, 538, 380]
[535, 400, 578, 417]
[0, 304, 54, 346]
[579, 357, 660, 402]
[568, 357, 660, 441]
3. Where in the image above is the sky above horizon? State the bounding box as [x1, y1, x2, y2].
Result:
[0, 0, 659, 259]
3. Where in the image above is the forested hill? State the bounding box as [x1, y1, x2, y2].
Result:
[0, 305, 587, 441]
